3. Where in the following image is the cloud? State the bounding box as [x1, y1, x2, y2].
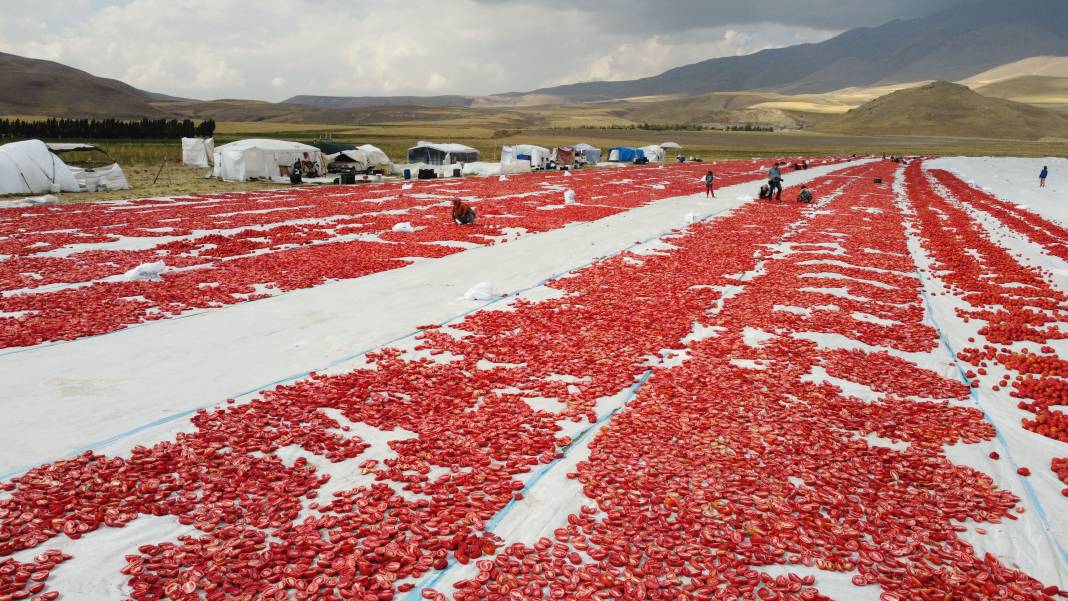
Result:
[0, 0, 985, 100]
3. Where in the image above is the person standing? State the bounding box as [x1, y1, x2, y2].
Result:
[703, 170, 716, 198]
[1040, 165, 1049, 187]
[768, 165, 783, 201]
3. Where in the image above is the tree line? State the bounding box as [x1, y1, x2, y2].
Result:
[0, 118, 216, 140]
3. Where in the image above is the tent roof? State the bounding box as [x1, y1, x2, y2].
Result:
[310, 141, 357, 154]
[505, 144, 550, 153]
[412, 141, 478, 153]
[574, 143, 599, 151]
[217, 138, 320, 152]
[660, 142, 682, 149]
[47, 143, 100, 153]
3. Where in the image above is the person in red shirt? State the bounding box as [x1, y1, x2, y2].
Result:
[452, 198, 476, 225]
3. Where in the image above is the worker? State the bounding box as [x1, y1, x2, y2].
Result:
[1040, 165, 1049, 188]
[703, 170, 716, 198]
[452, 198, 477, 225]
[758, 183, 771, 200]
[768, 165, 783, 201]
[290, 159, 302, 184]
[796, 185, 813, 204]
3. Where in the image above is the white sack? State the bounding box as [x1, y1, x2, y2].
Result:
[463, 282, 495, 301]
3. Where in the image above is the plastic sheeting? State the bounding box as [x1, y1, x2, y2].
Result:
[641, 145, 666, 163]
[181, 138, 214, 168]
[212, 139, 323, 182]
[501, 145, 550, 170]
[69, 163, 130, 192]
[0, 139, 79, 196]
[407, 141, 479, 165]
[607, 147, 644, 163]
[575, 144, 602, 165]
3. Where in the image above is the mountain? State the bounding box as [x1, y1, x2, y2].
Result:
[819, 81, 1068, 139]
[0, 52, 169, 118]
[520, 0, 1068, 102]
[284, 95, 476, 109]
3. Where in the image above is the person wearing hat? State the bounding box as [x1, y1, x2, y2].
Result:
[452, 198, 477, 225]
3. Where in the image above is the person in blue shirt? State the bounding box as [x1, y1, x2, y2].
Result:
[1040, 165, 1049, 188]
[768, 166, 783, 201]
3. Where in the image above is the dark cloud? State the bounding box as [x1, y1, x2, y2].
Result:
[474, 0, 981, 33]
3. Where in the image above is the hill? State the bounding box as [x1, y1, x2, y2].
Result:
[0, 52, 167, 118]
[283, 95, 476, 109]
[972, 75, 1068, 107]
[818, 81, 1068, 139]
[960, 56, 1068, 86]
[520, 0, 1068, 102]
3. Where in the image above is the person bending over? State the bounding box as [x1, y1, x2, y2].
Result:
[796, 185, 813, 204]
[452, 198, 477, 225]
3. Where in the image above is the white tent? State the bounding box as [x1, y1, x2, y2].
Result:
[47, 143, 130, 192]
[0, 140, 79, 196]
[325, 144, 391, 173]
[212, 139, 324, 182]
[356, 144, 392, 171]
[69, 164, 129, 192]
[182, 138, 214, 167]
[640, 145, 667, 163]
[574, 143, 602, 164]
[500, 144, 550, 170]
[660, 141, 682, 149]
[407, 141, 479, 165]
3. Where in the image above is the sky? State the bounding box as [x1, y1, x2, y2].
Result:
[1, 0, 977, 102]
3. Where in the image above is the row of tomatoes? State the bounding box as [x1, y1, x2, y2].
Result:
[0, 160, 828, 349]
[905, 163, 1068, 503]
[931, 169, 1068, 264]
[4, 161, 1061, 600]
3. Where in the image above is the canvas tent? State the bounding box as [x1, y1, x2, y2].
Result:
[310, 141, 356, 155]
[553, 146, 576, 166]
[0, 139, 79, 196]
[48, 143, 130, 192]
[574, 143, 602, 164]
[326, 144, 392, 173]
[607, 147, 644, 163]
[641, 145, 666, 163]
[660, 142, 682, 149]
[407, 141, 479, 165]
[182, 138, 215, 167]
[212, 139, 324, 182]
[501, 144, 550, 170]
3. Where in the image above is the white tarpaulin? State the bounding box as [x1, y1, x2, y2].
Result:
[69, 163, 130, 192]
[181, 138, 214, 168]
[356, 144, 392, 171]
[212, 139, 323, 182]
[327, 145, 392, 172]
[501, 145, 550, 170]
[0, 139, 79, 196]
[641, 144, 667, 163]
[660, 141, 682, 149]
